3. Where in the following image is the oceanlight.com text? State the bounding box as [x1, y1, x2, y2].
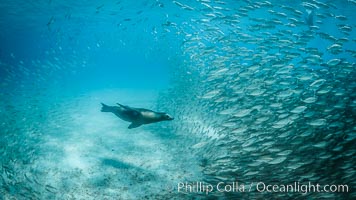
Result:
[176, 181, 349, 194]
[256, 182, 349, 194]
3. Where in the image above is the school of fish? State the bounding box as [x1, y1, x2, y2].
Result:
[158, 0, 355, 199]
[0, 0, 355, 199]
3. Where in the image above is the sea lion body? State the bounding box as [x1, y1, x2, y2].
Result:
[101, 103, 173, 129]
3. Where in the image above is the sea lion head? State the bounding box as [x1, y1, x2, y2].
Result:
[161, 113, 174, 121]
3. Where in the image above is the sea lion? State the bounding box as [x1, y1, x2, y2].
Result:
[101, 103, 174, 129]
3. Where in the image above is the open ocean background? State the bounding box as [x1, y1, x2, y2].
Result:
[0, 0, 355, 199]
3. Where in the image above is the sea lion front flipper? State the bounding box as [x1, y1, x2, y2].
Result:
[128, 123, 142, 129]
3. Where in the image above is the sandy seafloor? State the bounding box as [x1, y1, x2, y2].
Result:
[2, 89, 202, 199]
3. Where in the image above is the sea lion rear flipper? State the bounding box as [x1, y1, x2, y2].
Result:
[117, 103, 132, 110]
[117, 103, 124, 107]
[101, 103, 112, 112]
[128, 123, 142, 129]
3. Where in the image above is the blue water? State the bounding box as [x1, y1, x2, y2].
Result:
[1, 0, 355, 199]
